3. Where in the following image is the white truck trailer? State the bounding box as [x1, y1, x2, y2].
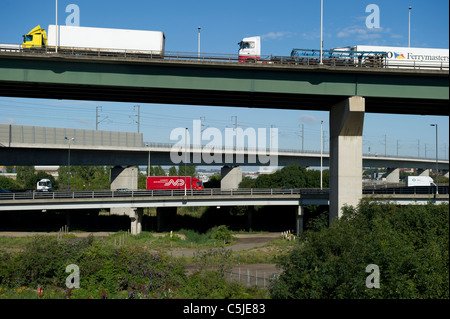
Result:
[22, 25, 165, 57]
[406, 176, 436, 187]
[353, 45, 449, 69]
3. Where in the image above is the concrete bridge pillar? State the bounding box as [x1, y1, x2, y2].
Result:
[130, 208, 143, 235]
[385, 168, 400, 184]
[329, 96, 365, 223]
[296, 206, 304, 236]
[417, 169, 430, 176]
[221, 166, 242, 190]
[444, 170, 449, 179]
[110, 166, 138, 216]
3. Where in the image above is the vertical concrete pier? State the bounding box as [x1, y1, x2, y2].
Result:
[329, 96, 365, 223]
[130, 208, 143, 235]
[296, 206, 304, 236]
[110, 166, 138, 216]
[385, 168, 400, 184]
[221, 166, 242, 190]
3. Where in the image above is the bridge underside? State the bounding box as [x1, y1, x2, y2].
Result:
[0, 80, 445, 116]
[0, 54, 448, 116]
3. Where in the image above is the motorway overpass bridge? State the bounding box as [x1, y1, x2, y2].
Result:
[0, 52, 448, 222]
[0, 188, 448, 235]
[1, 124, 448, 170]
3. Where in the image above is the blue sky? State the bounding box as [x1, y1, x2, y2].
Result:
[0, 0, 448, 164]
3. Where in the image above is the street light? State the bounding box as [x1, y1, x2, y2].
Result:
[65, 137, 74, 191]
[320, 120, 323, 190]
[408, 6, 412, 48]
[198, 27, 201, 59]
[55, 0, 58, 53]
[185, 128, 188, 196]
[430, 124, 438, 194]
[319, 0, 324, 65]
[145, 143, 151, 177]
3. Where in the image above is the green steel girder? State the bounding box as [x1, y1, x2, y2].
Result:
[0, 54, 448, 115]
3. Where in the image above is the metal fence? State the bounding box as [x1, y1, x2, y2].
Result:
[226, 268, 278, 289]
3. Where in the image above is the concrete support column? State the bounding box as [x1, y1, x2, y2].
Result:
[329, 96, 365, 223]
[296, 206, 304, 236]
[444, 170, 449, 179]
[110, 166, 138, 216]
[130, 208, 143, 235]
[385, 168, 400, 184]
[221, 166, 242, 190]
[417, 169, 430, 176]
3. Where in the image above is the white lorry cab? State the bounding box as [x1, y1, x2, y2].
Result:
[238, 36, 261, 62]
[36, 178, 53, 192]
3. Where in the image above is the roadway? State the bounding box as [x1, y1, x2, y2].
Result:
[1, 124, 448, 169]
[0, 187, 448, 212]
[0, 51, 447, 115]
[0, 50, 447, 221]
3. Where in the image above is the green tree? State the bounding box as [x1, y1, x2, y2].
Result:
[16, 166, 36, 189]
[204, 175, 221, 188]
[178, 165, 196, 178]
[238, 176, 255, 188]
[58, 166, 109, 190]
[0, 175, 21, 190]
[168, 166, 178, 176]
[270, 202, 449, 299]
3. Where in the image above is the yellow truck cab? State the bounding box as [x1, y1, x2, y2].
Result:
[22, 25, 47, 48]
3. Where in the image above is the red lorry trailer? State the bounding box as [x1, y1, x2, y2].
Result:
[146, 176, 204, 190]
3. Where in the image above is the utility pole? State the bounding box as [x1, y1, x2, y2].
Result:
[418, 139, 420, 158]
[231, 116, 238, 150]
[133, 105, 140, 133]
[430, 124, 438, 194]
[96, 106, 108, 130]
[299, 124, 304, 153]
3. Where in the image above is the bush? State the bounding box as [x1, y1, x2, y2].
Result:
[270, 202, 449, 299]
[210, 225, 234, 244]
[0, 235, 185, 298]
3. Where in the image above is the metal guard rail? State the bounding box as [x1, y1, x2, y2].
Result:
[0, 188, 328, 201]
[1, 45, 448, 71]
[1, 186, 448, 201]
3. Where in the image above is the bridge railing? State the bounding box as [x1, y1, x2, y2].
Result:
[1, 45, 448, 71]
[0, 188, 329, 201]
[1, 186, 447, 201]
[362, 186, 448, 195]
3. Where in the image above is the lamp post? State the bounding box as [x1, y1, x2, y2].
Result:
[145, 143, 151, 177]
[198, 27, 201, 59]
[320, 0, 324, 65]
[185, 128, 188, 196]
[55, 0, 58, 53]
[65, 137, 74, 191]
[320, 120, 323, 190]
[430, 124, 438, 194]
[408, 6, 412, 48]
